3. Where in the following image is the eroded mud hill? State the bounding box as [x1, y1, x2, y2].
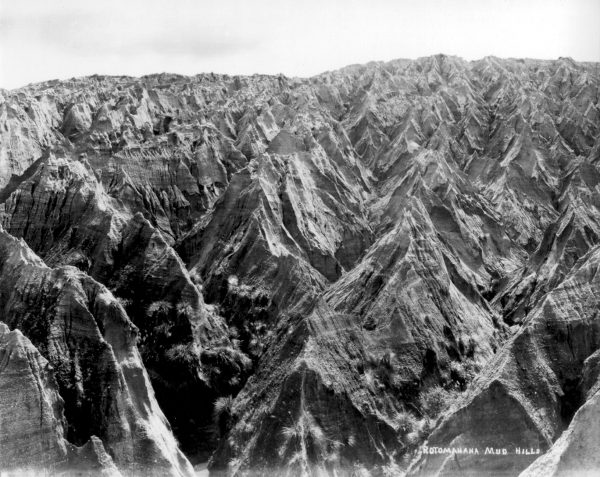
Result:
[0, 55, 599, 476]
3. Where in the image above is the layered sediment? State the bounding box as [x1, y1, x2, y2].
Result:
[1, 55, 599, 475]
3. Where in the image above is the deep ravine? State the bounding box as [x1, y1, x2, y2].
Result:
[1, 55, 599, 476]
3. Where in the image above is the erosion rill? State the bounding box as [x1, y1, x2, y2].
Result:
[0, 55, 599, 476]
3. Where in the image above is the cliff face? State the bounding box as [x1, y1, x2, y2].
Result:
[0, 321, 70, 473]
[0, 229, 193, 476]
[408, 244, 600, 476]
[0, 55, 599, 476]
[520, 348, 600, 477]
[0, 322, 122, 476]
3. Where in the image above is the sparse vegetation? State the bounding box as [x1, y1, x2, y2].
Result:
[419, 385, 459, 418]
[201, 346, 253, 391]
[448, 359, 478, 389]
[189, 268, 202, 285]
[359, 349, 400, 391]
[147, 300, 173, 316]
[394, 410, 417, 435]
[382, 460, 403, 477]
[115, 296, 132, 309]
[214, 395, 234, 419]
[279, 410, 343, 471]
[379, 350, 395, 369]
[176, 302, 194, 317]
[165, 343, 198, 367]
[362, 368, 377, 391]
[213, 395, 234, 437]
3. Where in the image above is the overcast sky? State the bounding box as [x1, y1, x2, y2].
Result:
[1, 0, 599, 89]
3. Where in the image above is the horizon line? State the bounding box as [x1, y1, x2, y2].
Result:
[4, 53, 600, 92]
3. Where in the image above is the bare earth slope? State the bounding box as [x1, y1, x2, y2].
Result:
[0, 55, 599, 476]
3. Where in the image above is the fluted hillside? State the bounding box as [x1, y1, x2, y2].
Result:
[0, 55, 599, 476]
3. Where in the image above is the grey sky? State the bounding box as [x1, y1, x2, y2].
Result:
[1, 0, 599, 89]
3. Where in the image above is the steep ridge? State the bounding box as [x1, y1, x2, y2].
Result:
[520, 349, 600, 477]
[495, 152, 600, 324]
[408, 244, 600, 476]
[0, 229, 193, 476]
[0, 322, 121, 476]
[0, 56, 599, 475]
[207, 145, 517, 474]
[0, 149, 247, 460]
[1, 321, 71, 473]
